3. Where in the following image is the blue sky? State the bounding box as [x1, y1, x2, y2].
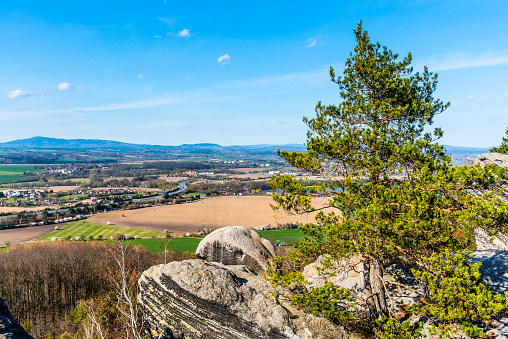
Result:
[0, 0, 507, 147]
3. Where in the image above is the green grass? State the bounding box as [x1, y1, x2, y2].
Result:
[128, 238, 202, 253]
[0, 174, 28, 183]
[0, 165, 41, 184]
[0, 165, 40, 174]
[37, 221, 165, 241]
[257, 229, 304, 245]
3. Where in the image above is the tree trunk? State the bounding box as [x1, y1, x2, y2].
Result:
[363, 258, 388, 320]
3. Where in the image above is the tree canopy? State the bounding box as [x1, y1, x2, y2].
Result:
[490, 127, 508, 154]
[268, 22, 508, 338]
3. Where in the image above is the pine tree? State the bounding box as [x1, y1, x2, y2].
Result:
[490, 127, 508, 154]
[268, 22, 508, 336]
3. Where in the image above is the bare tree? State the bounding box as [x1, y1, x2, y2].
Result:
[109, 243, 143, 339]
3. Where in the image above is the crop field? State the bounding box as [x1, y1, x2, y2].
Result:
[0, 165, 40, 184]
[37, 221, 165, 241]
[87, 196, 330, 235]
[0, 224, 56, 245]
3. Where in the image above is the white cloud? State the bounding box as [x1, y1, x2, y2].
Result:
[218, 54, 231, 65]
[422, 51, 508, 71]
[154, 35, 162, 39]
[7, 90, 28, 99]
[177, 29, 192, 38]
[137, 74, 145, 80]
[3, 67, 331, 115]
[158, 17, 175, 27]
[306, 35, 322, 48]
[58, 82, 71, 90]
[467, 95, 475, 100]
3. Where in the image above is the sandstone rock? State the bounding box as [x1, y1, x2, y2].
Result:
[475, 152, 508, 169]
[196, 226, 275, 272]
[475, 227, 508, 251]
[0, 297, 33, 339]
[473, 153, 508, 250]
[138, 259, 359, 339]
[302, 256, 425, 315]
[302, 251, 508, 338]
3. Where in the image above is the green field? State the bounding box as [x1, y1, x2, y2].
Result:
[128, 238, 202, 253]
[0, 165, 41, 184]
[37, 221, 165, 241]
[0, 165, 40, 174]
[34, 221, 303, 253]
[257, 229, 303, 245]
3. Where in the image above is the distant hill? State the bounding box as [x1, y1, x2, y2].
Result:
[0, 137, 492, 160]
[0, 136, 158, 150]
[0, 136, 307, 152]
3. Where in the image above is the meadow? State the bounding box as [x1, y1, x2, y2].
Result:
[0, 165, 41, 184]
[30, 220, 303, 253]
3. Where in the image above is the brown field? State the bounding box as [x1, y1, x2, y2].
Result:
[0, 224, 56, 245]
[105, 177, 133, 181]
[0, 206, 49, 213]
[229, 173, 271, 179]
[88, 196, 332, 235]
[229, 167, 269, 173]
[158, 176, 188, 182]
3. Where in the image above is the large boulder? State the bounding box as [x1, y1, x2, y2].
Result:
[0, 297, 33, 339]
[138, 259, 359, 339]
[196, 226, 275, 272]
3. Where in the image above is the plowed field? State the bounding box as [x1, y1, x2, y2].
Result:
[87, 196, 331, 235]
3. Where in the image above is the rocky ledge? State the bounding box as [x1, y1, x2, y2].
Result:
[138, 259, 359, 339]
[0, 297, 32, 339]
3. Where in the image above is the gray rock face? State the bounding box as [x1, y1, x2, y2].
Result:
[138, 259, 359, 339]
[196, 226, 275, 273]
[0, 297, 33, 339]
[475, 152, 508, 169]
[475, 227, 508, 251]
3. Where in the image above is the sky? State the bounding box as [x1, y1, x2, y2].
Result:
[0, 0, 507, 147]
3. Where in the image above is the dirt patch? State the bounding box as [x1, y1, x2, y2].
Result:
[88, 196, 330, 235]
[229, 173, 271, 179]
[229, 168, 269, 173]
[158, 176, 188, 182]
[0, 206, 49, 213]
[105, 177, 133, 181]
[0, 224, 56, 245]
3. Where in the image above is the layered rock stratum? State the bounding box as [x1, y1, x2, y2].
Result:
[138, 259, 359, 339]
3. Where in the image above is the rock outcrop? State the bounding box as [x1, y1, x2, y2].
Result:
[138, 259, 359, 339]
[302, 256, 425, 315]
[475, 152, 508, 170]
[474, 153, 508, 250]
[0, 297, 32, 339]
[196, 226, 275, 272]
